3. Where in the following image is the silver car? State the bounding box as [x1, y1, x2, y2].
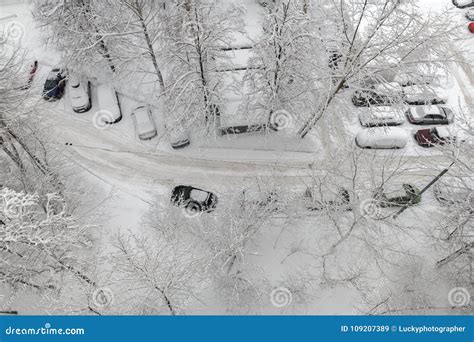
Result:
[359, 106, 405, 127]
[131, 105, 157, 140]
[69, 74, 91, 113]
[170, 130, 190, 149]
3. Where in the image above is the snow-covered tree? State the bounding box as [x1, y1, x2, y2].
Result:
[32, 0, 117, 75]
[110, 230, 207, 315]
[245, 0, 318, 129]
[162, 0, 245, 134]
[0, 188, 93, 294]
[0, 35, 62, 195]
[298, 0, 459, 137]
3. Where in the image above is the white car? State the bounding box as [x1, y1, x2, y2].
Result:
[373, 81, 403, 96]
[69, 74, 91, 113]
[359, 106, 405, 127]
[453, 0, 474, 9]
[97, 84, 122, 124]
[356, 127, 409, 149]
[402, 84, 448, 105]
[131, 105, 157, 140]
[170, 130, 190, 149]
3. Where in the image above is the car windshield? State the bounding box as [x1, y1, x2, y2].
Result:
[430, 127, 440, 138]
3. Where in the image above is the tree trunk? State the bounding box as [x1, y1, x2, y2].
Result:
[135, 0, 165, 91]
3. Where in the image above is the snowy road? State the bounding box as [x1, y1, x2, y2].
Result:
[35, 98, 458, 198]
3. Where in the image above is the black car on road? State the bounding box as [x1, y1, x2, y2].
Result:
[171, 185, 217, 213]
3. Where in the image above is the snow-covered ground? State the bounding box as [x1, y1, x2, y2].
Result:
[1, 0, 472, 315]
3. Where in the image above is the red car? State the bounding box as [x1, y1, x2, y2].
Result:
[469, 22, 474, 33]
[414, 126, 456, 147]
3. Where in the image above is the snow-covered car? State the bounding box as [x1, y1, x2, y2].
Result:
[373, 183, 421, 207]
[305, 186, 351, 211]
[466, 8, 474, 20]
[171, 185, 217, 213]
[355, 127, 409, 149]
[402, 84, 448, 105]
[69, 74, 91, 113]
[131, 105, 157, 140]
[170, 130, 190, 149]
[97, 84, 122, 124]
[452, 0, 474, 9]
[359, 106, 405, 127]
[353, 82, 404, 106]
[352, 82, 403, 107]
[42, 68, 66, 100]
[434, 177, 473, 206]
[240, 187, 280, 212]
[414, 126, 457, 147]
[405, 105, 454, 125]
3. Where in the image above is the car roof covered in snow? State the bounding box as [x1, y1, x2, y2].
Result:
[361, 106, 401, 119]
[132, 105, 155, 133]
[190, 189, 209, 202]
[410, 105, 444, 119]
[356, 127, 408, 146]
[373, 82, 403, 93]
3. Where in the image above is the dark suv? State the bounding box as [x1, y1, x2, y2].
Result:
[373, 183, 421, 207]
[43, 68, 66, 100]
[171, 185, 217, 213]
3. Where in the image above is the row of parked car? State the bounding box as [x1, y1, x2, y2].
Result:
[351, 73, 459, 150]
[40, 67, 192, 147]
[170, 175, 472, 216]
[355, 104, 457, 149]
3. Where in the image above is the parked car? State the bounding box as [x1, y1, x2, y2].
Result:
[69, 74, 91, 113]
[405, 105, 454, 125]
[240, 187, 280, 212]
[434, 177, 473, 206]
[359, 106, 405, 127]
[373, 183, 421, 207]
[131, 105, 157, 140]
[171, 185, 217, 213]
[356, 127, 408, 149]
[42, 68, 66, 100]
[414, 126, 456, 147]
[466, 8, 474, 20]
[170, 130, 190, 149]
[452, 0, 474, 9]
[469, 21, 474, 33]
[352, 82, 403, 107]
[402, 84, 448, 105]
[305, 186, 351, 211]
[97, 84, 122, 124]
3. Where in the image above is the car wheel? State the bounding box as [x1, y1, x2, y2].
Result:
[184, 201, 202, 217]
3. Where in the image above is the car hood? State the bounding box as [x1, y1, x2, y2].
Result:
[71, 97, 88, 107]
